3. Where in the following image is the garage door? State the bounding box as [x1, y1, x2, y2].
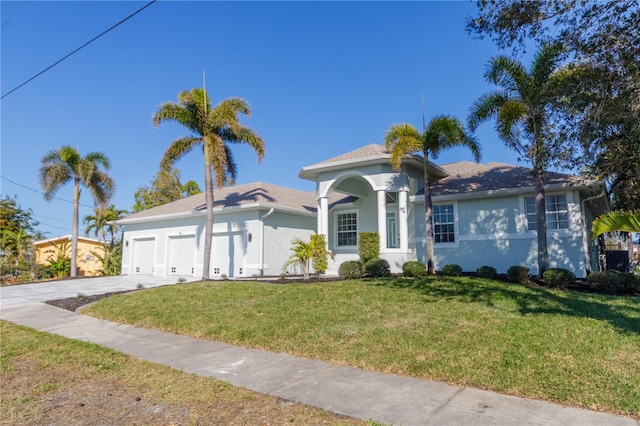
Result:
[210, 231, 245, 278]
[132, 237, 155, 275]
[167, 235, 195, 276]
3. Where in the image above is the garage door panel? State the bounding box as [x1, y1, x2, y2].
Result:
[133, 237, 155, 275]
[168, 235, 195, 276]
[211, 231, 244, 277]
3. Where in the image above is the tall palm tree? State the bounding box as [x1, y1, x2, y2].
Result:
[384, 116, 480, 275]
[153, 88, 265, 280]
[40, 146, 114, 277]
[468, 43, 570, 276]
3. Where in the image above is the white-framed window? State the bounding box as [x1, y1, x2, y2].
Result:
[336, 211, 358, 246]
[525, 194, 569, 231]
[433, 204, 455, 243]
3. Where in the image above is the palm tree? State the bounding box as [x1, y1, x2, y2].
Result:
[40, 146, 114, 277]
[84, 205, 128, 244]
[592, 211, 640, 236]
[153, 88, 265, 280]
[0, 229, 33, 265]
[384, 116, 480, 275]
[282, 237, 315, 280]
[468, 43, 570, 276]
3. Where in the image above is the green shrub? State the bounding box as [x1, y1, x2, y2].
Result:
[338, 261, 363, 279]
[507, 265, 530, 284]
[311, 234, 333, 274]
[402, 260, 426, 277]
[587, 271, 640, 295]
[365, 259, 391, 278]
[441, 264, 463, 277]
[476, 265, 497, 279]
[543, 268, 576, 288]
[358, 232, 379, 264]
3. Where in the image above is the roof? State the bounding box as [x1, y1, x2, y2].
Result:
[429, 161, 600, 196]
[299, 143, 448, 181]
[118, 181, 353, 224]
[33, 235, 103, 246]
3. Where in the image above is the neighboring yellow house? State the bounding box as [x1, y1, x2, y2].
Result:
[33, 235, 106, 277]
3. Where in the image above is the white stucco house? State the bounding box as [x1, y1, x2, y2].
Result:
[118, 144, 609, 278]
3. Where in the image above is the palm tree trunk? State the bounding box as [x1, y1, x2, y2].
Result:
[202, 151, 214, 280]
[533, 122, 549, 276]
[423, 156, 435, 275]
[71, 178, 79, 277]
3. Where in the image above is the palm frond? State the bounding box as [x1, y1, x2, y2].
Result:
[592, 211, 640, 236]
[153, 103, 198, 131]
[39, 162, 72, 201]
[467, 91, 509, 131]
[495, 100, 528, 152]
[219, 125, 266, 162]
[383, 123, 423, 170]
[160, 137, 201, 171]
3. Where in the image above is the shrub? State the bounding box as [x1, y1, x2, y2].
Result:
[358, 232, 379, 264]
[338, 261, 363, 279]
[311, 234, 332, 274]
[476, 265, 497, 279]
[543, 268, 576, 288]
[507, 265, 530, 284]
[587, 271, 640, 295]
[441, 264, 463, 277]
[402, 260, 426, 277]
[365, 259, 391, 278]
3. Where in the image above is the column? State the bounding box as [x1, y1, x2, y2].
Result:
[377, 190, 387, 252]
[399, 190, 408, 251]
[318, 197, 329, 248]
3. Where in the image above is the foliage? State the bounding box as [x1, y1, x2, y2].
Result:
[542, 268, 576, 289]
[0, 229, 33, 265]
[310, 234, 333, 275]
[47, 253, 71, 278]
[476, 265, 497, 279]
[364, 259, 391, 278]
[441, 264, 463, 277]
[338, 261, 363, 279]
[402, 260, 426, 277]
[0, 196, 39, 235]
[132, 168, 201, 213]
[358, 232, 379, 264]
[507, 265, 530, 284]
[586, 271, 640, 295]
[39, 146, 114, 278]
[466, 1, 640, 210]
[153, 88, 265, 280]
[592, 211, 640, 237]
[385, 116, 480, 275]
[92, 241, 122, 276]
[84, 205, 128, 244]
[468, 44, 577, 275]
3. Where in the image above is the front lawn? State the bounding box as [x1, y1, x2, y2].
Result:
[83, 277, 640, 418]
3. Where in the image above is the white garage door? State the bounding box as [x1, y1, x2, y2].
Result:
[167, 235, 195, 276]
[210, 231, 245, 277]
[132, 237, 155, 275]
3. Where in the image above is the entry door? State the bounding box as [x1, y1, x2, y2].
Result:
[132, 237, 155, 274]
[386, 212, 398, 248]
[211, 231, 245, 277]
[167, 235, 195, 275]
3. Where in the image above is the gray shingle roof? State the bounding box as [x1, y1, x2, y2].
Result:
[120, 181, 353, 222]
[430, 161, 591, 196]
[316, 144, 390, 165]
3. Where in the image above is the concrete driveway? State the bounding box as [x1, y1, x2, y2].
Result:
[0, 275, 198, 307]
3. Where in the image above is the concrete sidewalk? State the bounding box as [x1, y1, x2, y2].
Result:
[1, 302, 636, 426]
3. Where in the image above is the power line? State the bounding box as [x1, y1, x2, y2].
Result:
[1, 0, 157, 100]
[1, 0, 29, 29]
[0, 176, 95, 208]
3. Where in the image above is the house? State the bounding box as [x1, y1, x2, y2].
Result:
[118, 144, 609, 278]
[33, 235, 106, 276]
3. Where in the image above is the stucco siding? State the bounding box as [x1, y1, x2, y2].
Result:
[264, 212, 316, 276]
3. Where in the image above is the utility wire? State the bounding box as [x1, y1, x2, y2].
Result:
[1, 0, 157, 100]
[0, 176, 95, 208]
[1, 0, 29, 29]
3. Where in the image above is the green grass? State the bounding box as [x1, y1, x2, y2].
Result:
[83, 277, 640, 418]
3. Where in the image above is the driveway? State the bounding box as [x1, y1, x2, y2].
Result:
[0, 275, 198, 307]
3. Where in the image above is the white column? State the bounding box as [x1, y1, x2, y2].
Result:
[399, 190, 408, 252]
[377, 190, 387, 252]
[318, 197, 329, 247]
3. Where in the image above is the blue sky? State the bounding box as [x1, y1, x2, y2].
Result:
[1, 1, 520, 238]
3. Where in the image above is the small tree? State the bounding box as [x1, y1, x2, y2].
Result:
[310, 234, 334, 276]
[359, 232, 379, 264]
[284, 235, 334, 280]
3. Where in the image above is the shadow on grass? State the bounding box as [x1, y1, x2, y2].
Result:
[371, 276, 640, 336]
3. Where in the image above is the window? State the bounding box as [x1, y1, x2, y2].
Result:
[433, 204, 455, 243]
[525, 194, 569, 231]
[337, 212, 358, 246]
